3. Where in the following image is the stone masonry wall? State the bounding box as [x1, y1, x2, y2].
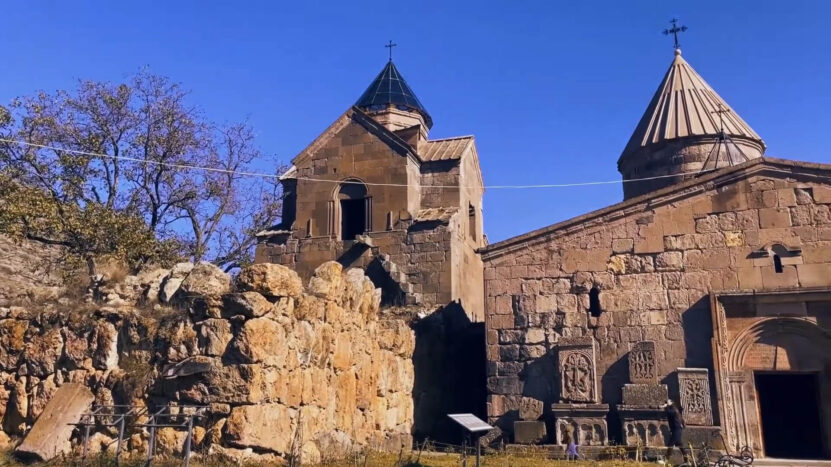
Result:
[0, 256, 414, 464]
[482, 174, 831, 439]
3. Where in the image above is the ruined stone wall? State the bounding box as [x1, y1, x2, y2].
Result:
[256, 225, 455, 307]
[482, 175, 831, 439]
[0, 258, 414, 464]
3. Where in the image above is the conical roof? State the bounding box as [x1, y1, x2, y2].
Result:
[355, 61, 433, 129]
[620, 49, 764, 161]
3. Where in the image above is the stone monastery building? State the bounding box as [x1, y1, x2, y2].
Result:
[257, 46, 831, 459]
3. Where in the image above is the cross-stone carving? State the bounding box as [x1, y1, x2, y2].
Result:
[677, 368, 713, 426]
[557, 337, 598, 403]
[629, 341, 657, 384]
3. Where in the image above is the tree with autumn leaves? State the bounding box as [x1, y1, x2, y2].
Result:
[0, 71, 284, 276]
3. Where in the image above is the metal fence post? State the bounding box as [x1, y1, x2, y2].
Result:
[183, 414, 194, 467]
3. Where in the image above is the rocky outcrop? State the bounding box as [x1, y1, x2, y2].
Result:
[0, 259, 415, 464]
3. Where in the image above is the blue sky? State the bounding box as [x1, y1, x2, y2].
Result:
[2, 1, 829, 243]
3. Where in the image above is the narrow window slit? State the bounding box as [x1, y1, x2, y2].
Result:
[589, 287, 603, 318]
[773, 254, 783, 273]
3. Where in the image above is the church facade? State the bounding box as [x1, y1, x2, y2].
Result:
[255, 45, 831, 459]
[481, 49, 831, 459]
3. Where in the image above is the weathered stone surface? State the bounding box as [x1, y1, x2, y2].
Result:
[513, 421, 547, 444]
[15, 383, 94, 461]
[224, 403, 295, 454]
[233, 317, 287, 366]
[23, 328, 63, 377]
[221, 292, 273, 318]
[307, 261, 345, 301]
[0, 319, 28, 370]
[518, 397, 543, 421]
[557, 337, 598, 403]
[237, 263, 302, 298]
[628, 341, 657, 384]
[621, 384, 668, 407]
[177, 262, 231, 300]
[93, 322, 119, 370]
[160, 262, 194, 303]
[195, 318, 232, 356]
[677, 368, 713, 426]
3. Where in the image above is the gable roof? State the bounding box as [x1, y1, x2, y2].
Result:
[481, 157, 831, 259]
[620, 50, 764, 163]
[291, 107, 417, 167]
[420, 136, 475, 162]
[355, 60, 433, 129]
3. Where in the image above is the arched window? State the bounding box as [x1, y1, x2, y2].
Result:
[338, 180, 371, 240]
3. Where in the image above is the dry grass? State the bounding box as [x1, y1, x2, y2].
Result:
[0, 447, 664, 467]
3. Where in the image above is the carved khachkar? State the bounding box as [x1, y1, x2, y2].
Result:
[629, 341, 657, 384]
[677, 368, 713, 426]
[557, 337, 598, 403]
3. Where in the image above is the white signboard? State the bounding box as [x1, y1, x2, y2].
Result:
[448, 413, 493, 433]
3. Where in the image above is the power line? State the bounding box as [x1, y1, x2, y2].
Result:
[0, 137, 716, 190]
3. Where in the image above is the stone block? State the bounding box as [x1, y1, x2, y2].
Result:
[617, 406, 669, 447]
[628, 341, 657, 384]
[612, 238, 634, 253]
[518, 397, 544, 421]
[513, 421, 547, 444]
[759, 208, 791, 229]
[677, 368, 713, 426]
[550, 403, 609, 446]
[621, 384, 668, 407]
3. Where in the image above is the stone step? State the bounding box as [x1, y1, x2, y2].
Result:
[755, 459, 831, 467]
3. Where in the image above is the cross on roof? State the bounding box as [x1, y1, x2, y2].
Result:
[385, 40, 397, 61]
[663, 18, 688, 50]
[713, 104, 732, 134]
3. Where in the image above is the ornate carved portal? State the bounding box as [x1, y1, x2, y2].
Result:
[557, 337, 598, 403]
[710, 291, 831, 457]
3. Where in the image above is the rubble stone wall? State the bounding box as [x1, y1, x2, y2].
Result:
[0, 254, 415, 464]
[482, 175, 831, 439]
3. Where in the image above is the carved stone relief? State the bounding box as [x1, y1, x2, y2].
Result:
[677, 368, 713, 426]
[629, 341, 657, 384]
[557, 337, 598, 403]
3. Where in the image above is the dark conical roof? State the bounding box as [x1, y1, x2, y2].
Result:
[355, 60, 433, 129]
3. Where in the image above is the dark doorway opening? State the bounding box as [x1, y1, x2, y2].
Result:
[340, 199, 366, 240]
[755, 372, 825, 459]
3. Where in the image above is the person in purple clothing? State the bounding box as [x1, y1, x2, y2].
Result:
[564, 429, 581, 460]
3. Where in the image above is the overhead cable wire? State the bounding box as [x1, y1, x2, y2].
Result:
[0, 137, 718, 190]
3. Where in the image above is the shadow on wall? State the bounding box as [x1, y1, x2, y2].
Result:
[601, 354, 628, 444]
[411, 302, 486, 444]
[680, 295, 718, 424]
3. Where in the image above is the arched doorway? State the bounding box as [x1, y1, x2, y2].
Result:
[337, 179, 371, 240]
[721, 316, 831, 459]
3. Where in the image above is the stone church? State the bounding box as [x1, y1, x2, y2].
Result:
[481, 48, 831, 459]
[256, 45, 831, 459]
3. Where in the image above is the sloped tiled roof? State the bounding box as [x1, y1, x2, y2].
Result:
[620, 49, 764, 161]
[355, 60, 433, 129]
[419, 136, 474, 162]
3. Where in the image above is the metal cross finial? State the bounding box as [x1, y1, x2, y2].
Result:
[663, 18, 688, 50]
[713, 104, 731, 134]
[385, 40, 397, 61]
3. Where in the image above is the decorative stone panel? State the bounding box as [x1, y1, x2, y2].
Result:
[628, 341, 657, 384]
[677, 368, 713, 426]
[557, 337, 598, 403]
[550, 403, 609, 446]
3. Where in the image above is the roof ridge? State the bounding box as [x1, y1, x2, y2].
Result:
[426, 135, 475, 142]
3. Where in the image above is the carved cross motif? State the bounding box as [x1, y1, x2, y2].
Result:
[557, 337, 598, 403]
[629, 341, 658, 384]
